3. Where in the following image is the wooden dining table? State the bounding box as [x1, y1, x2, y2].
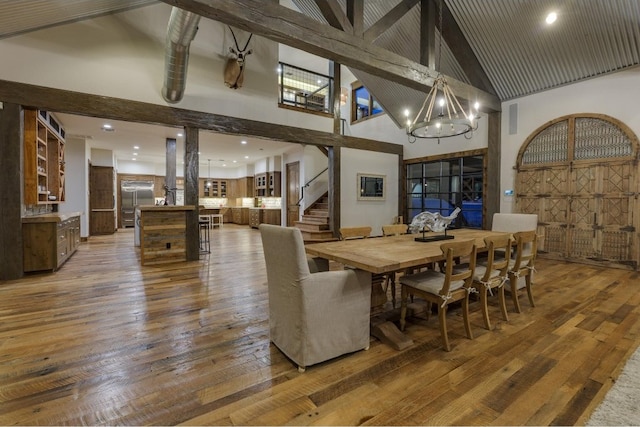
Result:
[304, 228, 508, 350]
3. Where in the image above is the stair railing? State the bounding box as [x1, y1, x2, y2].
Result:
[296, 167, 328, 206]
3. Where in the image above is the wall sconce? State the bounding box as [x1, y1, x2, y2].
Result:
[340, 87, 349, 106]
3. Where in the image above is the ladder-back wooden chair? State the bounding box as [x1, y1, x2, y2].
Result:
[400, 239, 477, 351]
[381, 224, 409, 308]
[508, 230, 538, 313]
[473, 233, 512, 330]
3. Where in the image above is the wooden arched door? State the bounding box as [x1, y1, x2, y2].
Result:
[515, 113, 640, 270]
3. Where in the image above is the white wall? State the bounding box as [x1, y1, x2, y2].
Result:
[500, 68, 640, 212]
[61, 137, 89, 237]
[341, 148, 399, 236]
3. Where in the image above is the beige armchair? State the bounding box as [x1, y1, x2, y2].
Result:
[259, 224, 372, 372]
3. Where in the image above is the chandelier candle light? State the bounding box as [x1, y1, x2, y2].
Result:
[405, 0, 480, 142]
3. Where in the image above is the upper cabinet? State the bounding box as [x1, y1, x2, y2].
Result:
[255, 172, 281, 197]
[23, 109, 66, 205]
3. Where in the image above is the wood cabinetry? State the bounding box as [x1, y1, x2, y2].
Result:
[255, 172, 281, 197]
[23, 109, 66, 205]
[231, 207, 249, 225]
[262, 209, 282, 225]
[249, 208, 262, 228]
[249, 208, 281, 228]
[202, 179, 227, 198]
[90, 166, 116, 235]
[22, 213, 81, 272]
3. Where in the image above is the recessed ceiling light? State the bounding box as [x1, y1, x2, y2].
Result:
[102, 124, 115, 132]
[241, 140, 247, 145]
[131, 158, 136, 161]
[233, 160, 237, 163]
[222, 164, 227, 167]
[133, 145, 140, 150]
[546, 11, 557, 24]
[177, 132, 183, 137]
[244, 156, 249, 159]
[133, 152, 138, 156]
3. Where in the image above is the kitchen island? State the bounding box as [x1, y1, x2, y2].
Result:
[138, 205, 195, 266]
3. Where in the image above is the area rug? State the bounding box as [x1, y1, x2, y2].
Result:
[586, 345, 640, 425]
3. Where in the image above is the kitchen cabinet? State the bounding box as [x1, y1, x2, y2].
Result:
[22, 213, 81, 272]
[23, 109, 66, 205]
[249, 208, 262, 228]
[269, 172, 282, 197]
[255, 173, 267, 197]
[262, 208, 282, 225]
[203, 179, 227, 198]
[231, 207, 249, 225]
[90, 166, 116, 235]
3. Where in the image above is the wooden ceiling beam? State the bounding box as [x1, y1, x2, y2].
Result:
[364, 0, 420, 43]
[438, 1, 497, 96]
[0, 79, 403, 155]
[419, 0, 436, 68]
[346, 0, 364, 36]
[313, 0, 353, 33]
[160, 0, 500, 112]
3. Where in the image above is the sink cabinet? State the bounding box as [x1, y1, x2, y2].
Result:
[22, 213, 81, 272]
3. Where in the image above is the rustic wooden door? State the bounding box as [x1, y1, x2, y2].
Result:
[286, 161, 300, 226]
[515, 114, 639, 270]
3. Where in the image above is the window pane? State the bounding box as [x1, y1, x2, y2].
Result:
[372, 98, 383, 115]
[354, 86, 370, 120]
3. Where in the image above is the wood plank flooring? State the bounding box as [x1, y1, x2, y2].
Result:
[1, 225, 639, 425]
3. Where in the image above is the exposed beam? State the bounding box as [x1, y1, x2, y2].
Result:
[0, 79, 403, 156]
[419, 0, 435, 68]
[346, 0, 364, 36]
[364, 0, 420, 43]
[160, 0, 500, 112]
[439, 1, 497, 96]
[313, 0, 352, 33]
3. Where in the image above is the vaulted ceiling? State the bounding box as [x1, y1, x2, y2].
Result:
[2, 0, 639, 132]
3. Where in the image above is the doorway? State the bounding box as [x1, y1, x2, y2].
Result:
[286, 161, 300, 226]
[515, 113, 639, 270]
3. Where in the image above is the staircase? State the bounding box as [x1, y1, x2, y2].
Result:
[294, 194, 336, 243]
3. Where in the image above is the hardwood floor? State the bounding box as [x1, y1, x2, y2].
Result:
[1, 225, 639, 425]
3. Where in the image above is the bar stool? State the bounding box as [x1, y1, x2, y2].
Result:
[210, 213, 223, 229]
[199, 215, 211, 254]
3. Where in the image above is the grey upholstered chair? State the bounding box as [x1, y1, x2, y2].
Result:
[259, 224, 372, 372]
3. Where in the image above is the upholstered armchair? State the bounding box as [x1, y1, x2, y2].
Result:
[259, 224, 372, 372]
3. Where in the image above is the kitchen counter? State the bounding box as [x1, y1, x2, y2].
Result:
[22, 211, 83, 223]
[138, 205, 195, 265]
[249, 207, 281, 228]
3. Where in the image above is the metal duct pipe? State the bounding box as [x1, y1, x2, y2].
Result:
[162, 7, 200, 103]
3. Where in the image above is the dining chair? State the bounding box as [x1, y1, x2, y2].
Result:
[507, 230, 538, 313]
[259, 224, 371, 372]
[473, 233, 512, 330]
[381, 224, 409, 308]
[339, 226, 372, 240]
[399, 239, 477, 352]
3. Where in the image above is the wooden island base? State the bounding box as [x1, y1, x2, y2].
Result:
[139, 205, 195, 266]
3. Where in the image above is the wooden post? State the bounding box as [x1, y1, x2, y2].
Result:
[328, 146, 341, 237]
[184, 127, 200, 261]
[0, 103, 24, 280]
[486, 111, 501, 229]
[166, 138, 177, 205]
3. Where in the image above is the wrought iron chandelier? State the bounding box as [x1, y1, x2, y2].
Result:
[406, 0, 479, 142]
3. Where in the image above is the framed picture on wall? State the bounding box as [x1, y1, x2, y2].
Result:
[357, 173, 385, 201]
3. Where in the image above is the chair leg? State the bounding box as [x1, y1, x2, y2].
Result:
[479, 287, 491, 330]
[509, 275, 522, 313]
[438, 305, 451, 352]
[399, 286, 408, 331]
[462, 296, 473, 340]
[525, 274, 535, 307]
[498, 285, 509, 322]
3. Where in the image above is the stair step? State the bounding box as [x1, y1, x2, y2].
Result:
[308, 209, 329, 216]
[301, 216, 329, 225]
[294, 222, 330, 232]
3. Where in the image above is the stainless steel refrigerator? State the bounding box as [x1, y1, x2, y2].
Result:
[121, 180, 154, 228]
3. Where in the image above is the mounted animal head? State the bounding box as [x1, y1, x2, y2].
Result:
[224, 27, 253, 90]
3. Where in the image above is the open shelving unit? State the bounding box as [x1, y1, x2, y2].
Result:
[24, 109, 66, 205]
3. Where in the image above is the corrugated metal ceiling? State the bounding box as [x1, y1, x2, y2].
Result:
[0, 0, 158, 39]
[293, 0, 640, 127]
[1, 0, 638, 129]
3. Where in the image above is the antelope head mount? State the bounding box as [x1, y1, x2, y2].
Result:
[224, 26, 253, 90]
